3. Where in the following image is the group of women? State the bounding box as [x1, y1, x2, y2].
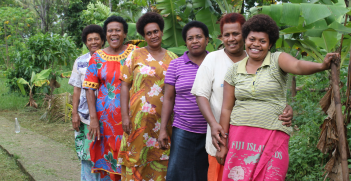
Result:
[69, 12, 339, 181]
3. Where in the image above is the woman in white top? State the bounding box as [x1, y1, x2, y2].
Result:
[191, 13, 293, 181]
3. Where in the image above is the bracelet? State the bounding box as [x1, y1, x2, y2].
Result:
[224, 133, 229, 136]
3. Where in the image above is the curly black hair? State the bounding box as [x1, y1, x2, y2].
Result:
[182, 21, 209, 41]
[82, 24, 106, 47]
[136, 12, 164, 36]
[242, 14, 279, 47]
[103, 15, 128, 35]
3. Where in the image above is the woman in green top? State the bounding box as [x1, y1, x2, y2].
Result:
[216, 14, 339, 180]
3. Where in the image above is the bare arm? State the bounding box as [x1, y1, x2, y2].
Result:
[218, 82, 235, 140]
[197, 96, 226, 151]
[158, 84, 175, 149]
[215, 82, 235, 164]
[279, 52, 340, 75]
[72, 87, 81, 131]
[121, 81, 132, 135]
[86, 89, 99, 141]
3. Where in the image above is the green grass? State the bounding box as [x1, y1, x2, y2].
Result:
[0, 77, 76, 151]
[0, 77, 73, 111]
[53, 77, 73, 94]
[0, 148, 29, 180]
[0, 78, 29, 111]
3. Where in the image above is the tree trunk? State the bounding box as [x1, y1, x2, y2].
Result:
[4, 24, 9, 69]
[291, 75, 296, 97]
[241, 0, 245, 14]
[330, 58, 349, 181]
[109, 0, 112, 12]
[27, 87, 38, 108]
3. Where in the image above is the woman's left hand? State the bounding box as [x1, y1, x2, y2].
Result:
[321, 53, 340, 70]
[158, 128, 170, 149]
[279, 104, 293, 127]
[216, 145, 228, 165]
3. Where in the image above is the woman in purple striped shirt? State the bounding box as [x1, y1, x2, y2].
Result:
[158, 21, 210, 181]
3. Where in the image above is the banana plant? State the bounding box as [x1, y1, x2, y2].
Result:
[156, 0, 186, 47]
[17, 68, 51, 108]
[213, 0, 243, 14]
[156, 0, 243, 53]
[251, 0, 351, 65]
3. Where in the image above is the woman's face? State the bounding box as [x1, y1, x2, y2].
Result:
[245, 31, 271, 61]
[86, 33, 104, 54]
[185, 27, 208, 57]
[144, 22, 163, 48]
[106, 21, 126, 49]
[222, 22, 244, 54]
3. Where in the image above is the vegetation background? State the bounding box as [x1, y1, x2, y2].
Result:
[0, 0, 350, 180]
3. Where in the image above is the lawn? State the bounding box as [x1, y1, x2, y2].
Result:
[0, 77, 75, 149]
[0, 77, 76, 179]
[0, 148, 29, 180]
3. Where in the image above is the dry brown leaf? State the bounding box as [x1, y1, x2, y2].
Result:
[327, 156, 343, 181]
[327, 97, 336, 118]
[324, 155, 335, 173]
[320, 87, 332, 113]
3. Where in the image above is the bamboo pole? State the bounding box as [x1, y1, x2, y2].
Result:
[330, 58, 349, 181]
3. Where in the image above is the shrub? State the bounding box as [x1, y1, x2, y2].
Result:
[6, 33, 79, 94]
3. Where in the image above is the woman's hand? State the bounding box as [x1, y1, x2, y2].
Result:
[71, 113, 81, 132]
[89, 116, 100, 141]
[279, 104, 293, 127]
[122, 116, 132, 135]
[216, 144, 228, 165]
[158, 128, 170, 149]
[211, 122, 227, 151]
[321, 53, 340, 70]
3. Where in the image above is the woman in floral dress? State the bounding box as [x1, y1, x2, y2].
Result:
[83, 16, 137, 180]
[118, 12, 177, 181]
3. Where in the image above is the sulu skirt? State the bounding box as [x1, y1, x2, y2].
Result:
[166, 127, 208, 181]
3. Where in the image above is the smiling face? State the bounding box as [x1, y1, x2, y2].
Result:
[143, 22, 163, 48]
[222, 22, 244, 55]
[106, 21, 126, 49]
[245, 31, 272, 61]
[185, 27, 208, 57]
[86, 33, 104, 55]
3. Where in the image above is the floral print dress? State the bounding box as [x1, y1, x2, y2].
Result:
[118, 48, 178, 181]
[83, 44, 137, 179]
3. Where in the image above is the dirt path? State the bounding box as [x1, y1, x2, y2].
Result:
[0, 116, 80, 181]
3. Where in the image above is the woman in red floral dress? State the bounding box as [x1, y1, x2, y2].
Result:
[83, 16, 137, 180]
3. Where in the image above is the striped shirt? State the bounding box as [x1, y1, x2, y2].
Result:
[224, 52, 293, 135]
[165, 51, 208, 134]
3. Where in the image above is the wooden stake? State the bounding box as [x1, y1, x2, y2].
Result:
[330, 58, 349, 181]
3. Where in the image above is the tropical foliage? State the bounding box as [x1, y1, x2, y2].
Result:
[17, 68, 51, 108]
[249, 0, 351, 180]
[1, 0, 350, 178]
[6, 33, 79, 94]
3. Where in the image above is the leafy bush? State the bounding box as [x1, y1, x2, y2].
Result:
[6, 33, 79, 94]
[286, 63, 349, 180]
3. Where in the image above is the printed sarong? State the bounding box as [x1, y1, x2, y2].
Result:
[222, 125, 289, 181]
